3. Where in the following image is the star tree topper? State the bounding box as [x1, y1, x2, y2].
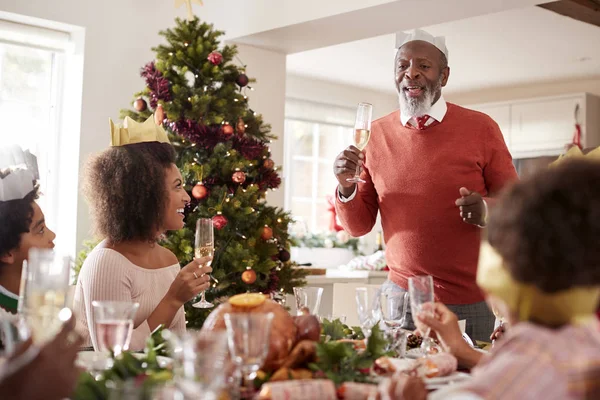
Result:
[175, 0, 204, 21]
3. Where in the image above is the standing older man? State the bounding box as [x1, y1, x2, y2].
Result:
[333, 29, 518, 341]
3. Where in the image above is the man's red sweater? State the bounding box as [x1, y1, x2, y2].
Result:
[336, 103, 518, 304]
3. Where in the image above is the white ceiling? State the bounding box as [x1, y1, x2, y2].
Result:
[286, 6, 600, 95]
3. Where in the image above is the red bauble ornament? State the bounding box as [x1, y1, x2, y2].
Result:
[207, 51, 223, 65]
[232, 171, 246, 184]
[222, 124, 234, 136]
[236, 73, 249, 88]
[241, 269, 257, 284]
[192, 183, 208, 200]
[134, 98, 147, 112]
[154, 104, 164, 126]
[261, 226, 273, 240]
[279, 248, 291, 262]
[212, 215, 228, 230]
[263, 159, 275, 169]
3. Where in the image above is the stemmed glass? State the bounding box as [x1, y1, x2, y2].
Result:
[293, 287, 323, 316]
[379, 290, 409, 356]
[346, 102, 373, 183]
[21, 249, 70, 344]
[192, 218, 214, 309]
[92, 301, 139, 356]
[408, 275, 435, 355]
[176, 331, 229, 399]
[224, 312, 274, 397]
[355, 287, 380, 338]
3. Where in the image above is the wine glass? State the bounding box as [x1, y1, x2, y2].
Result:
[175, 331, 229, 399]
[224, 312, 274, 397]
[380, 289, 409, 356]
[21, 249, 70, 344]
[92, 300, 139, 356]
[355, 287, 380, 338]
[192, 218, 215, 309]
[293, 287, 323, 316]
[408, 275, 435, 355]
[346, 102, 373, 183]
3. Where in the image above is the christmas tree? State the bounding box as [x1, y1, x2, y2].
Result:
[121, 17, 306, 328]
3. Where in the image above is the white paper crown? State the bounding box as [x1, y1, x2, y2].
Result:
[0, 169, 35, 202]
[395, 29, 449, 61]
[0, 145, 38, 202]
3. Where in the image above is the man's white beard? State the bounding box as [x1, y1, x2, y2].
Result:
[397, 76, 443, 119]
[398, 91, 435, 119]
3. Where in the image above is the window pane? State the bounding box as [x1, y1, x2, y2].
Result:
[291, 159, 313, 198]
[287, 120, 314, 157]
[0, 43, 55, 215]
[319, 124, 350, 161]
[314, 201, 330, 232]
[317, 160, 338, 200]
[290, 199, 313, 232]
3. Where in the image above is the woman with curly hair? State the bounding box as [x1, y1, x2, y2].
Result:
[73, 117, 212, 351]
[0, 147, 55, 314]
[383, 159, 600, 399]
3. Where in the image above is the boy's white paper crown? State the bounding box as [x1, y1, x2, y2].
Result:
[0, 145, 38, 202]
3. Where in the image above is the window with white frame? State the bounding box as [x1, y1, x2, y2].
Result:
[0, 16, 81, 257]
[284, 99, 355, 233]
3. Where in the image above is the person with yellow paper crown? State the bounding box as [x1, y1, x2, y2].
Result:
[0, 146, 56, 314]
[379, 159, 600, 399]
[73, 115, 213, 351]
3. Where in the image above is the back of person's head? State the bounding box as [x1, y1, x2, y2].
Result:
[488, 159, 600, 293]
[83, 141, 176, 243]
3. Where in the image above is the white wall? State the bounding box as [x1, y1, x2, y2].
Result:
[286, 74, 398, 119]
[446, 76, 600, 106]
[233, 43, 287, 208]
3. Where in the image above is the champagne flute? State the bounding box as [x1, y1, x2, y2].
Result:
[21, 249, 70, 344]
[380, 290, 409, 356]
[408, 275, 435, 356]
[192, 218, 214, 309]
[346, 102, 373, 183]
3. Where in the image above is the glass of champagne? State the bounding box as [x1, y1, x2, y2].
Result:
[192, 218, 215, 309]
[346, 102, 373, 183]
[21, 248, 70, 344]
[408, 275, 435, 356]
[293, 286, 323, 316]
[92, 301, 139, 356]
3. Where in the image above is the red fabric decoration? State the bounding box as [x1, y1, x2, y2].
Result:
[326, 195, 344, 232]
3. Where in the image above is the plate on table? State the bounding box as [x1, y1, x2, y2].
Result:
[76, 351, 173, 370]
[388, 358, 471, 390]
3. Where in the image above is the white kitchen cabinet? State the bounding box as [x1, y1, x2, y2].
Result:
[466, 93, 600, 159]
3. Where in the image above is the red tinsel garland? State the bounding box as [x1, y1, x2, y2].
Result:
[140, 62, 172, 109]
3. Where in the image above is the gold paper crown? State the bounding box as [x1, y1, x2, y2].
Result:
[477, 241, 600, 326]
[109, 115, 170, 147]
[550, 145, 600, 167]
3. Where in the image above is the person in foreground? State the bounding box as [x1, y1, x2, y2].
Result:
[74, 116, 212, 351]
[0, 313, 83, 400]
[334, 29, 517, 341]
[382, 159, 600, 399]
[0, 146, 55, 314]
